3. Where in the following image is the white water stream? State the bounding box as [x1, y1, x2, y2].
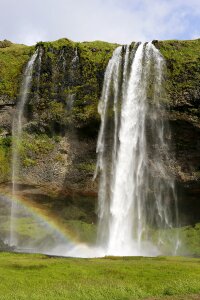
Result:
[94, 42, 179, 256]
[10, 50, 38, 246]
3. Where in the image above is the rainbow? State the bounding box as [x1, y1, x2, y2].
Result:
[0, 189, 85, 253]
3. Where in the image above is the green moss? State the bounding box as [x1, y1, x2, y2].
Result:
[77, 162, 96, 173]
[0, 38, 118, 135]
[0, 43, 34, 99]
[78, 40, 118, 69]
[0, 136, 12, 147]
[18, 133, 55, 168]
[157, 39, 200, 110]
[24, 39, 118, 134]
[36, 38, 76, 50]
[47, 101, 68, 125]
[0, 136, 11, 181]
[0, 147, 10, 181]
[23, 157, 36, 167]
[54, 154, 64, 163]
[71, 41, 117, 127]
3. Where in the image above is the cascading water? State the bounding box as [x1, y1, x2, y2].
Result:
[36, 47, 43, 95]
[10, 50, 38, 246]
[72, 47, 79, 65]
[60, 48, 67, 72]
[95, 42, 179, 256]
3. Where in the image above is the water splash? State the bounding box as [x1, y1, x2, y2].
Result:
[10, 50, 38, 246]
[95, 42, 179, 256]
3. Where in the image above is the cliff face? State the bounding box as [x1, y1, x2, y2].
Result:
[157, 40, 200, 224]
[0, 39, 117, 193]
[0, 38, 200, 225]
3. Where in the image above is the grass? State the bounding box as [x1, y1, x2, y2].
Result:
[0, 43, 33, 98]
[0, 253, 200, 299]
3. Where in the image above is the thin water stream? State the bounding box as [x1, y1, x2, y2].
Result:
[10, 50, 38, 246]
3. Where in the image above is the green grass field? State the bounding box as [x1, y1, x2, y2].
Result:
[0, 253, 200, 300]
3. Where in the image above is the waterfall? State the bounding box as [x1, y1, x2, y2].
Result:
[60, 48, 66, 72]
[72, 47, 79, 66]
[66, 94, 75, 111]
[95, 42, 179, 256]
[10, 50, 38, 246]
[36, 47, 43, 97]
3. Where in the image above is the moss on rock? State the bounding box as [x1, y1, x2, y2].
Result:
[0, 136, 11, 182]
[156, 39, 200, 114]
[0, 43, 34, 101]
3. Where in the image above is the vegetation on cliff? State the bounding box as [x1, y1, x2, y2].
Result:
[33, 38, 118, 132]
[157, 39, 200, 124]
[0, 136, 11, 182]
[0, 42, 33, 100]
[0, 38, 117, 126]
[0, 38, 117, 185]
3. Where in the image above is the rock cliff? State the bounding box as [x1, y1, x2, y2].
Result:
[0, 38, 200, 226]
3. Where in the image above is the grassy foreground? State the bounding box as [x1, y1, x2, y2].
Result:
[0, 253, 200, 299]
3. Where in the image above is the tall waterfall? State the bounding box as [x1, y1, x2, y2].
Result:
[95, 42, 179, 256]
[10, 50, 38, 246]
